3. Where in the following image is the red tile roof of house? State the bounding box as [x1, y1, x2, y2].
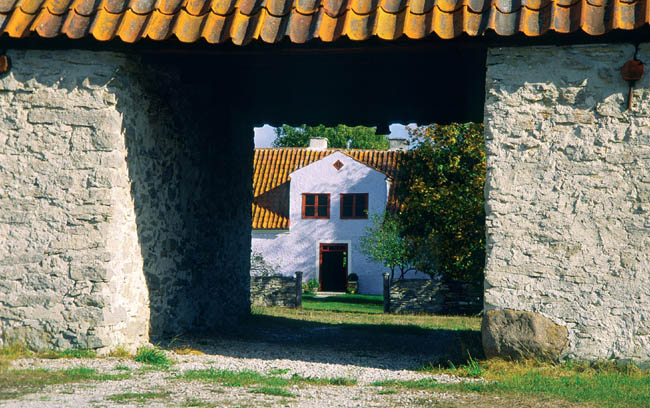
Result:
[0, 0, 646, 45]
[253, 147, 403, 229]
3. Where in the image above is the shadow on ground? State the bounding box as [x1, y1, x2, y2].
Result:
[157, 313, 483, 371]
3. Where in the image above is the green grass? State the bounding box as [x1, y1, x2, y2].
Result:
[134, 346, 171, 366]
[106, 391, 170, 403]
[178, 368, 356, 388]
[269, 368, 290, 375]
[302, 293, 384, 314]
[39, 349, 97, 359]
[378, 359, 650, 408]
[250, 386, 297, 397]
[0, 367, 129, 400]
[253, 304, 480, 332]
[182, 398, 217, 407]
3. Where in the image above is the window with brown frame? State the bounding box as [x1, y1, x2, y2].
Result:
[302, 193, 330, 219]
[340, 193, 368, 219]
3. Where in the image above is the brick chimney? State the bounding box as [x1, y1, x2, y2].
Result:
[388, 138, 408, 151]
[308, 138, 328, 150]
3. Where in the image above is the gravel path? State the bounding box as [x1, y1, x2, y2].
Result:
[2, 338, 591, 408]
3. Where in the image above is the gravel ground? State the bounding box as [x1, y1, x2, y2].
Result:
[2, 338, 591, 408]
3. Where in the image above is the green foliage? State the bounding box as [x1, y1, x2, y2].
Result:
[447, 353, 484, 378]
[359, 213, 425, 281]
[134, 346, 171, 367]
[302, 278, 319, 294]
[396, 123, 486, 282]
[273, 125, 389, 149]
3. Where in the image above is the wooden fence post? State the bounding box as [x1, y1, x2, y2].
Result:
[383, 273, 390, 313]
[295, 271, 303, 308]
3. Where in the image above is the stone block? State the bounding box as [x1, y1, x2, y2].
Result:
[482, 309, 569, 361]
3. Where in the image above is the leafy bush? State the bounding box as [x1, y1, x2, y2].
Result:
[134, 346, 170, 366]
[302, 278, 319, 293]
[396, 123, 485, 282]
[347, 273, 358, 282]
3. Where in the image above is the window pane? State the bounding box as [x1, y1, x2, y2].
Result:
[318, 194, 328, 204]
[305, 206, 315, 217]
[305, 194, 315, 205]
[342, 195, 353, 207]
[317, 205, 328, 217]
[355, 195, 367, 216]
[342, 205, 353, 217]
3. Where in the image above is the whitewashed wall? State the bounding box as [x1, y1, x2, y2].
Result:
[0, 49, 253, 351]
[252, 151, 423, 294]
[484, 43, 650, 362]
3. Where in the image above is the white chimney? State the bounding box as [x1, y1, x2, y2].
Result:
[388, 138, 408, 151]
[308, 138, 328, 150]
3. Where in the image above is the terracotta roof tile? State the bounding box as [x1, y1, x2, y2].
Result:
[252, 147, 404, 230]
[0, 0, 647, 44]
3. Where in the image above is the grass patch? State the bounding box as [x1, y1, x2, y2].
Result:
[134, 346, 171, 366]
[108, 345, 131, 358]
[182, 397, 217, 407]
[0, 367, 129, 400]
[39, 349, 97, 359]
[173, 346, 204, 356]
[250, 386, 297, 397]
[380, 359, 650, 408]
[302, 293, 383, 314]
[292, 374, 357, 386]
[178, 368, 356, 388]
[180, 369, 289, 387]
[106, 391, 170, 403]
[253, 305, 480, 332]
[114, 365, 131, 371]
[269, 368, 290, 375]
[0, 344, 33, 360]
[377, 388, 397, 395]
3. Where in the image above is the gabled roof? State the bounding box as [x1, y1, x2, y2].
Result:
[253, 147, 403, 229]
[0, 0, 645, 45]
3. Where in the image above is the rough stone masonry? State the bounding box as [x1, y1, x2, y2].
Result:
[0, 50, 252, 351]
[484, 43, 650, 362]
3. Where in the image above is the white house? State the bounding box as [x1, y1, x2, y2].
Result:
[251, 138, 416, 294]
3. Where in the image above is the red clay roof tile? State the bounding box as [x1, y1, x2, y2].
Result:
[0, 0, 647, 44]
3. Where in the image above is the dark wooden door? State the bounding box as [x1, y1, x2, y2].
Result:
[319, 244, 348, 292]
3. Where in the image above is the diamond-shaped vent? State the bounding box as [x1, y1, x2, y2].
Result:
[333, 160, 344, 170]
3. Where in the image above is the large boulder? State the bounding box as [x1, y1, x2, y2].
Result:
[482, 309, 569, 361]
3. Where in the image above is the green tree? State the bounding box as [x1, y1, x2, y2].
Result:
[272, 124, 389, 149]
[359, 212, 420, 282]
[396, 123, 485, 282]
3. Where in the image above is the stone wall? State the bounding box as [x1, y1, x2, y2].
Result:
[484, 43, 650, 362]
[250, 273, 302, 307]
[388, 279, 482, 315]
[0, 50, 252, 350]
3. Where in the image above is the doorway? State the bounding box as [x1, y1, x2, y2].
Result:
[319, 243, 348, 292]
